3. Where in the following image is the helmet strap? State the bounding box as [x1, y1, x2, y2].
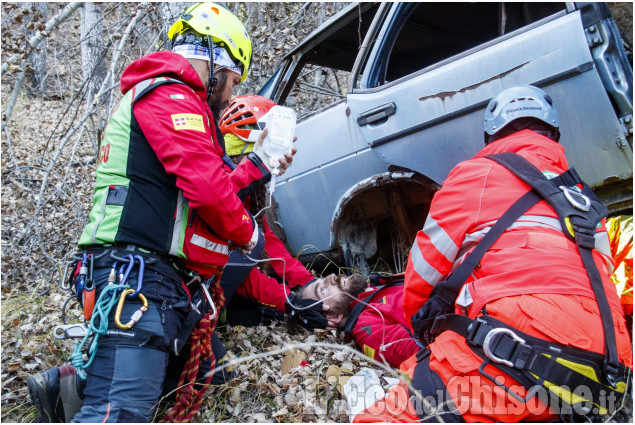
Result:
[235, 142, 250, 165]
[207, 35, 218, 102]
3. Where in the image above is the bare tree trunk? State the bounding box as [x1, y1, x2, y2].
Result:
[159, 2, 188, 49]
[255, 2, 265, 27]
[1, 2, 84, 129]
[25, 2, 48, 95]
[1, 2, 84, 76]
[81, 2, 105, 110]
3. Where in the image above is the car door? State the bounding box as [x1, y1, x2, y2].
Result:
[347, 2, 633, 210]
[261, 3, 387, 258]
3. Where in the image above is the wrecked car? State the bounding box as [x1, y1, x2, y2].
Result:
[259, 2, 633, 274]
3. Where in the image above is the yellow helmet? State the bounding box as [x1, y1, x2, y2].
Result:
[168, 2, 252, 82]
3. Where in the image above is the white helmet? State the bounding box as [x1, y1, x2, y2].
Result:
[484, 85, 559, 137]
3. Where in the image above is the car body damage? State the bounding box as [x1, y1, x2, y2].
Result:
[331, 171, 439, 274]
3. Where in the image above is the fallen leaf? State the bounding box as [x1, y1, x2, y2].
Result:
[341, 361, 355, 374]
[272, 407, 288, 417]
[4, 362, 20, 372]
[337, 376, 350, 395]
[281, 348, 305, 375]
[325, 364, 341, 383]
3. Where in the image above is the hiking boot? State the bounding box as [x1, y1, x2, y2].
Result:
[27, 367, 64, 423]
[27, 365, 83, 423]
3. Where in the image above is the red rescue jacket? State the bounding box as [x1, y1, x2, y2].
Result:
[124, 51, 257, 249]
[349, 284, 420, 368]
[404, 130, 619, 325]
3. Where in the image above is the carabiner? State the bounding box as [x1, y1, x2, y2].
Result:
[75, 275, 86, 303]
[75, 253, 89, 303]
[117, 254, 135, 286]
[107, 261, 118, 284]
[127, 255, 145, 298]
[114, 289, 148, 330]
[61, 259, 76, 290]
[87, 253, 94, 283]
[482, 327, 526, 368]
[559, 185, 591, 212]
[201, 283, 218, 320]
[80, 253, 89, 278]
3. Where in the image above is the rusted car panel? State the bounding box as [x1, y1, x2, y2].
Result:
[260, 2, 633, 273]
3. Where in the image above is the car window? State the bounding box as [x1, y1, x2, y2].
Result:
[286, 62, 350, 120]
[279, 4, 380, 121]
[368, 2, 567, 87]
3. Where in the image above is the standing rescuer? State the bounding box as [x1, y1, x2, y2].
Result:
[26, 3, 285, 423]
[353, 85, 632, 423]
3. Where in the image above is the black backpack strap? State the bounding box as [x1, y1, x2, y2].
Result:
[486, 153, 619, 387]
[437, 189, 542, 303]
[342, 277, 404, 340]
[487, 152, 607, 245]
[411, 188, 542, 344]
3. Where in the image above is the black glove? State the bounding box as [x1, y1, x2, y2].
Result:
[285, 293, 328, 330]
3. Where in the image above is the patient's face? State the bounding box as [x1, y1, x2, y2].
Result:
[299, 274, 351, 329]
[301, 274, 348, 312]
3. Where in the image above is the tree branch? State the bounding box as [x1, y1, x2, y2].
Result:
[1, 2, 85, 76]
[1, 60, 28, 129]
[32, 5, 148, 264]
[2, 119, 17, 169]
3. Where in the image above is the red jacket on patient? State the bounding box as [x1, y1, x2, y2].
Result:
[348, 280, 420, 369]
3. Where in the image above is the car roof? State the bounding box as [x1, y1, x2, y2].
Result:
[283, 2, 380, 61]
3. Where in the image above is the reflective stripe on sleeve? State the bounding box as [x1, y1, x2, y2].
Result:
[190, 234, 229, 256]
[474, 215, 562, 233]
[463, 215, 564, 249]
[409, 236, 447, 287]
[422, 216, 459, 263]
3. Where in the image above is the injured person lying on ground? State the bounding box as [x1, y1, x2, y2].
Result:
[342, 273, 423, 369]
[230, 267, 423, 370]
[227, 267, 368, 330]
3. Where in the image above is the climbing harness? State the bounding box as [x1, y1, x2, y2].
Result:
[57, 248, 152, 380]
[411, 152, 629, 419]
